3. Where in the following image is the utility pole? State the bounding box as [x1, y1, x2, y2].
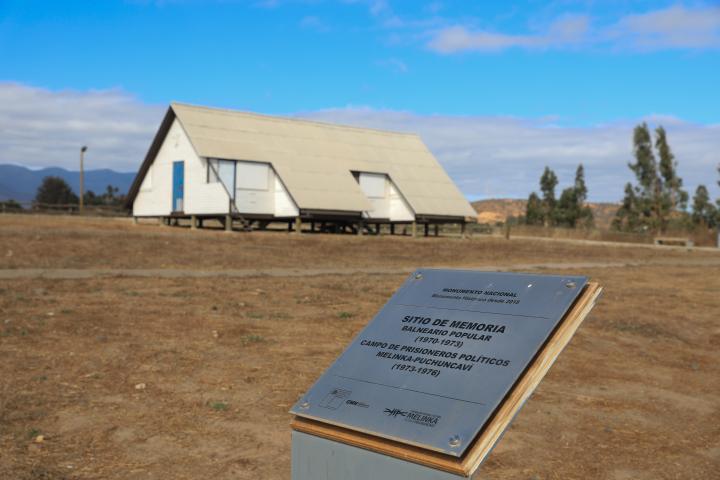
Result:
[79, 146, 88, 213]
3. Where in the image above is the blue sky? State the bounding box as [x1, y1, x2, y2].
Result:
[1, 0, 719, 201]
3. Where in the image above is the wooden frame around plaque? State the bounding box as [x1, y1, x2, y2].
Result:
[291, 282, 602, 476]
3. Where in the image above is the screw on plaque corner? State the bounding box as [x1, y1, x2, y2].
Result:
[299, 401, 310, 409]
[448, 435, 461, 447]
[414, 272, 423, 280]
[565, 281, 576, 289]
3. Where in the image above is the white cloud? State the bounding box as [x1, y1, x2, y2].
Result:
[0, 83, 164, 172]
[427, 5, 720, 53]
[1, 83, 718, 203]
[608, 5, 720, 50]
[299, 107, 720, 202]
[427, 14, 589, 53]
[428, 26, 528, 53]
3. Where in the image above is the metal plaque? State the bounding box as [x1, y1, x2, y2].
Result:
[290, 269, 587, 456]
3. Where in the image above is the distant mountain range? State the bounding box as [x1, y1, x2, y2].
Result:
[0, 164, 136, 203]
[472, 198, 620, 229]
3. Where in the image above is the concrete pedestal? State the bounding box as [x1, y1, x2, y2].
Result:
[291, 431, 472, 480]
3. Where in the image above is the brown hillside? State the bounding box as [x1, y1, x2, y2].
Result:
[472, 199, 620, 229]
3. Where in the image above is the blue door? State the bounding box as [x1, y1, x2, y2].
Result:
[172, 161, 184, 212]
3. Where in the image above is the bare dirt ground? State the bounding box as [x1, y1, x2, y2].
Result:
[1, 215, 719, 480]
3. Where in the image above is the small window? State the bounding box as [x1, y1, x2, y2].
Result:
[208, 158, 236, 192]
[236, 162, 270, 190]
[359, 173, 387, 199]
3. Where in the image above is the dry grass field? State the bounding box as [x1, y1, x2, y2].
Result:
[1, 215, 719, 480]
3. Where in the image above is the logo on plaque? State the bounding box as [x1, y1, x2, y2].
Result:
[383, 408, 407, 418]
[319, 388, 351, 410]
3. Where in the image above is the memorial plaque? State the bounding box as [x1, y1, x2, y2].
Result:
[290, 269, 588, 457]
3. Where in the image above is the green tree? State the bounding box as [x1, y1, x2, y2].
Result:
[574, 164, 588, 203]
[691, 185, 717, 227]
[555, 187, 578, 227]
[573, 164, 593, 227]
[83, 190, 100, 205]
[614, 123, 686, 233]
[0, 199, 23, 211]
[629, 124, 658, 194]
[717, 164, 720, 212]
[655, 126, 688, 219]
[539, 167, 558, 226]
[525, 192, 543, 225]
[82, 185, 124, 206]
[553, 164, 594, 228]
[101, 185, 124, 205]
[629, 123, 660, 230]
[34, 176, 78, 205]
[613, 183, 642, 231]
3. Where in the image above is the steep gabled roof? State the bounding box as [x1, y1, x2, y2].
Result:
[127, 103, 475, 218]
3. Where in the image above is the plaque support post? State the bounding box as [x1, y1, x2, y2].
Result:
[292, 431, 474, 480]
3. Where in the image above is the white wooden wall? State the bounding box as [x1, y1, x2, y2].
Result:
[358, 172, 414, 221]
[274, 175, 299, 217]
[389, 181, 415, 221]
[186, 159, 232, 216]
[133, 120, 301, 218]
[133, 119, 228, 216]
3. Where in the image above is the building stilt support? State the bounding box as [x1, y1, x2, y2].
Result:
[434, 224, 439, 237]
[460, 222, 467, 238]
[190, 215, 197, 230]
[390, 223, 395, 235]
[411, 221, 417, 238]
[295, 216, 302, 234]
[225, 215, 232, 232]
[424, 223, 429, 237]
[357, 220, 364, 236]
[132, 216, 138, 225]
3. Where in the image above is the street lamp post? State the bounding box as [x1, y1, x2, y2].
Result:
[79, 146, 87, 213]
